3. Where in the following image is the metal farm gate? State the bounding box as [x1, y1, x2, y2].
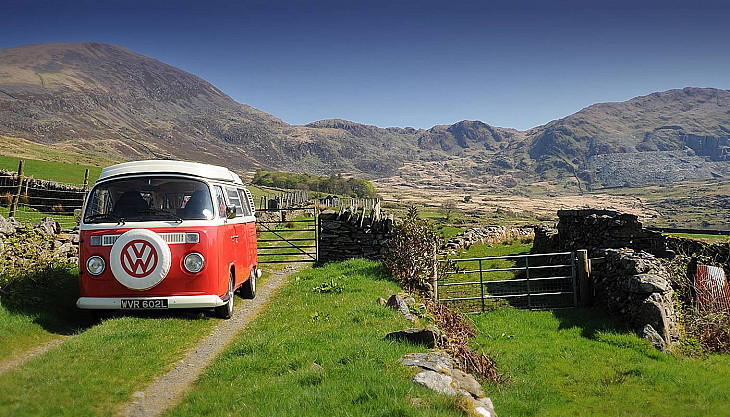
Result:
[256, 207, 318, 264]
[437, 251, 577, 313]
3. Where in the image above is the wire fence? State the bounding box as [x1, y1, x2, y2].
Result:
[0, 168, 87, 229]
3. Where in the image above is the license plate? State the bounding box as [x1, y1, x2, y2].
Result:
[120, 299, 168, 310]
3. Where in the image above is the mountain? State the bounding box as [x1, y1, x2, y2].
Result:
[1, 42, 729, 189]
[526, 88, 730, 188]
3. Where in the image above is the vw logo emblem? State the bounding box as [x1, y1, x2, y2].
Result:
[120, 239, 159, 278]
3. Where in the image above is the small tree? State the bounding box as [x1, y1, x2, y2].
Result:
[384, 206, 441, 295]
[440, 200, 457, 222]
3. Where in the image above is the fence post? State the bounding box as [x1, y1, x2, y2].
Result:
[577, 249, 592, 307]
[82, 168, 90, 204]
[432, 243, 439, 302]
[9, 160, 24, 219]
[525, 255, 532, 309]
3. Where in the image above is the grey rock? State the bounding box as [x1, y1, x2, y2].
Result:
[399, 351, 453, 372]
[472, 397, 498, 417]
[640, 324, 666, 352]
[385, 294, 415, 322]
[386, 327, 440, 348]
[0, 215, 16, 235]
[311, 362, 324, 372]
[412, 370, 457, 396]
[404, 296, 416, 306]
[451, 368, 485, 398]
[70, 232, 80, 244]
[627, 274, 670, 294]
[56, 242, 73, 254]
[35, 217, 60, 235]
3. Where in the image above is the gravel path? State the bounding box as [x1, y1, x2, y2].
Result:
[0, 336, 72, 375]
[117, 264, 301, 417]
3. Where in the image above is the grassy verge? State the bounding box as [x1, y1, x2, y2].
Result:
[167, 259, 464, 417]
[0, 265, 93, 362]
[0, 313, 217, 417]
[473, 307, 730, 416]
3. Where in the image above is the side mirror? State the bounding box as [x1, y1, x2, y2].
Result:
[225, 205, 237, 219]
[74, 208, 82, 224]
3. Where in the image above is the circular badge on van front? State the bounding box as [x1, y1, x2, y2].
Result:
[120, 240, 159, 278]
[110, 229, 171, 291]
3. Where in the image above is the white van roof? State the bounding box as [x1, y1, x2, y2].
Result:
[98, 160, 244, 185]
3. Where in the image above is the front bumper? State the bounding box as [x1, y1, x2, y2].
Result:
[76, 295, 225, 310]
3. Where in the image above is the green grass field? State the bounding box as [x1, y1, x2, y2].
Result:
[0, 155, 106, 187]
[167, 259, 464, 417]
[474, 307, 730, 416]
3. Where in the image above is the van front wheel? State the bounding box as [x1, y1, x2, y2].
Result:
[215, 274, 234, 319]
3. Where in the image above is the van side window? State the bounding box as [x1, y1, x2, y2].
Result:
[225, 186, 243, 216]
[213, 186, 227, 218]
[238, 188, 254, 216]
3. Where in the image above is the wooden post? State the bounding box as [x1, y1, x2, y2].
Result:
[9, 160, 24, 218]
[432, 242, 439, 302]
[577, 249, 592, 307]
[82, 168, 90, 201]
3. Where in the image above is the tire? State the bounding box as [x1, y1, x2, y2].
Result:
[239, 267, 256, 299]
[215, 273, 234, 319]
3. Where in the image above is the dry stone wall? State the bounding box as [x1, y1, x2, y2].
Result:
[318, 208, 393, 263]
[532, 209, 679, 350]
[443, 226, 534, 254]
[591, 248, 679, 349]
[534, 209, 669, 257]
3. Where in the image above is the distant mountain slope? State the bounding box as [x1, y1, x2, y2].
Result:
[1, 42, 729, 189]
[526, 88, 730, 187]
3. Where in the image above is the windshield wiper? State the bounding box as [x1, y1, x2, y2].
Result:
[85, 213, 125, 225]
[137, 209, 183, 223]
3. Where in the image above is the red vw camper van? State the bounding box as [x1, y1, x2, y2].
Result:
[76, 160, 259, 319]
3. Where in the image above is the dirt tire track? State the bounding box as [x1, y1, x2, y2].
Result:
[0, 336, 72, 375]
[117, 264, 301, 417]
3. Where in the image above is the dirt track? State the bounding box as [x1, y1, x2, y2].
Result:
[117, 264, 301, 417]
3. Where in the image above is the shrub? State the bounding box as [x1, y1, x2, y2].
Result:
[383, 206, 442, 295]
[664, 254, 730, 354]
[19, 193, 29, 204]
[51, 203, 64, 212]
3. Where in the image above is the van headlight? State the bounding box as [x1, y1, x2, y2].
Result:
[86, 256, 106, 276]
[183, 252, 205, 273]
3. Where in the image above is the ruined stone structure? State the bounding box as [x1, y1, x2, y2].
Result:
[317, 208, 394, 263]
[532, 209, 679, 349]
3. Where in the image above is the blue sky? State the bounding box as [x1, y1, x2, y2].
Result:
[2, 0, 729, 130]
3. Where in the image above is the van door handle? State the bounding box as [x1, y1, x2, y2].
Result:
[231, 235, 239, 240]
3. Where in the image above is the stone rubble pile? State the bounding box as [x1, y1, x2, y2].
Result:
[400, 352, 497, 417]
[380, 293, 497, 417]
[0, 215, 79, 265]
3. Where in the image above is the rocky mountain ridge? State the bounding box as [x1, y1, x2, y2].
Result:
[1, 42, 729, 189]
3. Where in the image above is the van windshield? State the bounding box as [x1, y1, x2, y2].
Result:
[84, 177, 215, 223]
